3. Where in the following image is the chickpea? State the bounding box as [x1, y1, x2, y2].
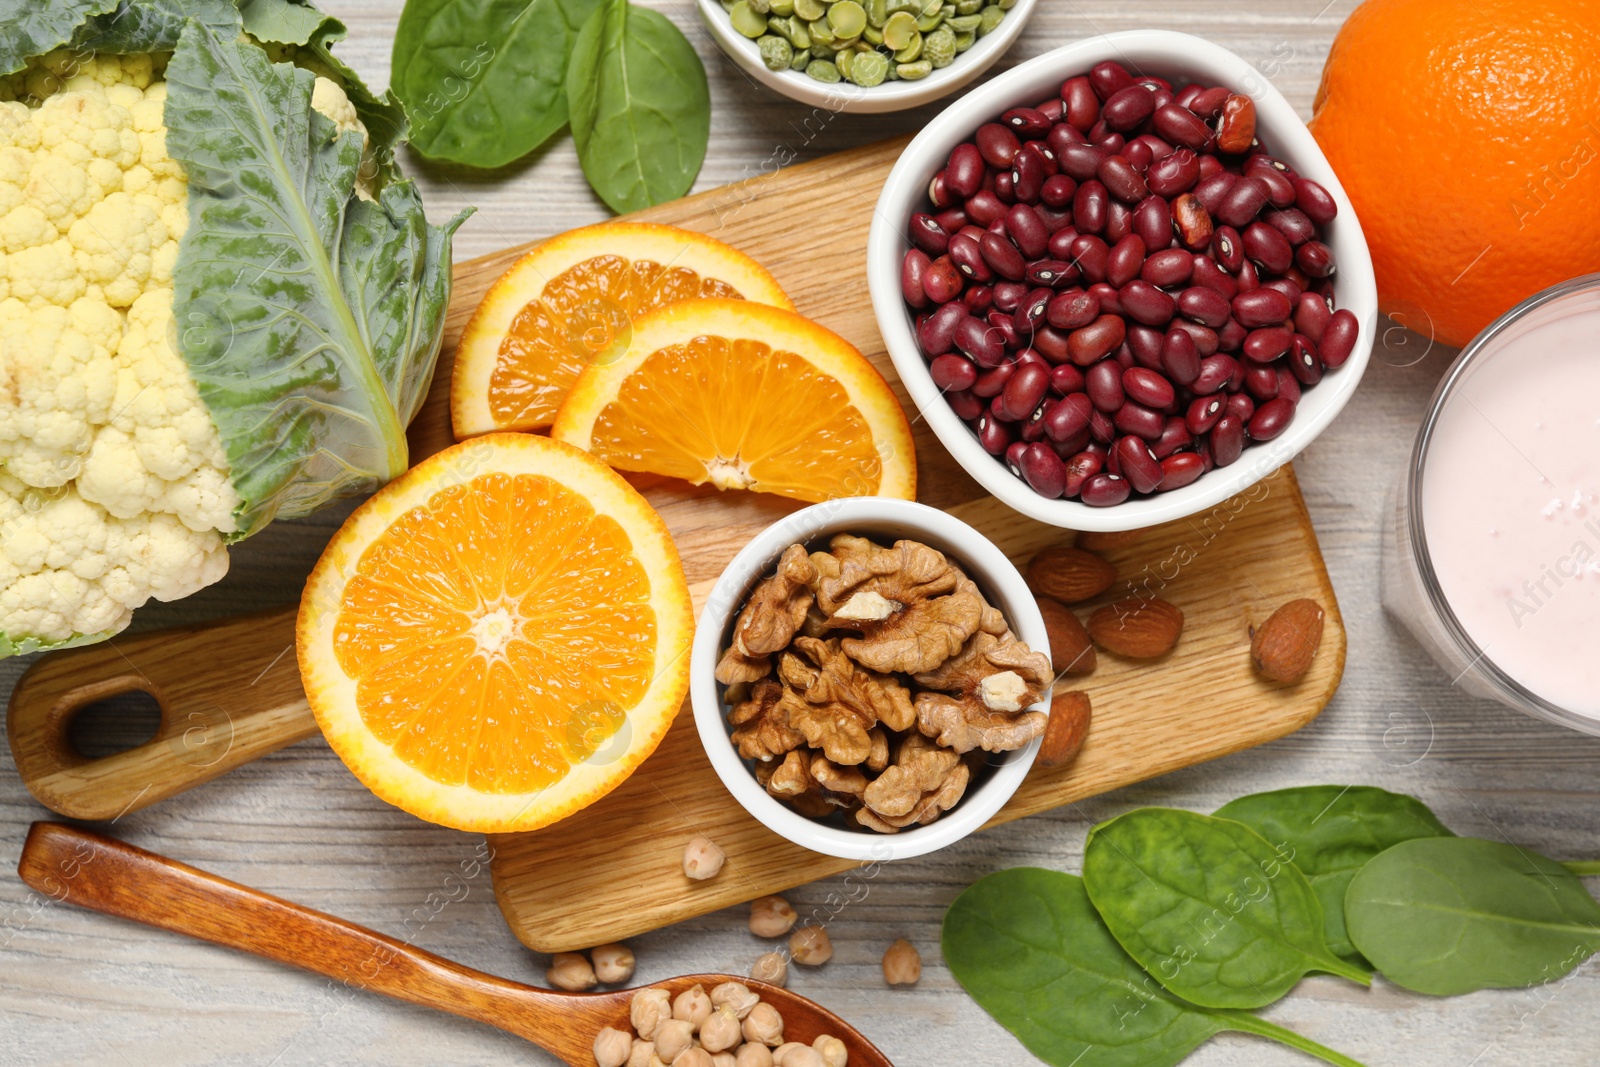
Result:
[675, 1051, 715, 1067]
[626, 1040, 656, 1067]
[748, 895, 798, 938]
[711, 1054, 737, 1067]
[631, 988, 672, 1040]
[700, 1006, 743, 1054]
[654, 1019, 696, 1063]
[710, 981, 760, 1019]
[735, 1045, 774, 1067]
[594, 1027, 632, 1067]
[788, 925, 832, 967]
[742, 1002, 785, 1047]
[592, 942, 637, 984]
[547, 952, 596, 991]
[772, 1042, 808, 1065]
[672, 984, 713, 1028]
[777, 1048, 825, 1067]
[813, 1035, 848, 1067]
[881, 939, 921, 986]
[683, 835, 726, 880]
[750, 951, 787, 987]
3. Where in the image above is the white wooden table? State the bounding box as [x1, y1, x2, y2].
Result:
[5, 3, 1599, 1065]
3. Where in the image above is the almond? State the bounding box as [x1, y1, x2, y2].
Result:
[1087, 597, 1183, 658]
[1038, 690, 1092, 768]
[1251, 598, 1325, 683]
[1026, 546, 1116, 604]
[1036, 596, 1096, 676]
[1076, 528, 1146, 553]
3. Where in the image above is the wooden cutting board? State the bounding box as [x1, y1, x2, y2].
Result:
[8, 137, 1345, 952]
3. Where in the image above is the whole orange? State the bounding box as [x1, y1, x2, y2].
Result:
[1309, 0, 1600, 349]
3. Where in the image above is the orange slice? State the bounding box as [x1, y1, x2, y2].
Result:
[296, 434, 693, 833]
[451, 222, 794, 438]
[551, 299, 917, 503]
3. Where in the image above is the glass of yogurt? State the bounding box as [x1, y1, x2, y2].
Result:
[1384, 274, 1600, 732]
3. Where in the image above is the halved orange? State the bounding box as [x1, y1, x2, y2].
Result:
[451, 222, 794, 438]
[296, 434, 693, 833]
[551, 299, 917, 503]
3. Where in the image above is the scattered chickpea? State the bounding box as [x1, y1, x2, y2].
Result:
[748, 895, 798, 938]
[594, 1026, 632, 1067]
[591, 942, 637, 984]
[750, 951, 788, 987]
[683, 834, 726, 880]
[881, 939, 921, 986]
[654, 1019, 696, 1063]
[676, 1051, 715, 1067]
[735, 1045, 775, 1067]
[630, 988, 672, 1040]
[673, 984, 714, 1028]
[742, 1002, 786, 1047]
[813, 1035, 848, 1067]
[710, 981, 760, 1019]
[547, 951, 597, 991]
[788, 925, 833, 967]
[700, 1005, 744, 1053]
[625, 1039, 656, 1067]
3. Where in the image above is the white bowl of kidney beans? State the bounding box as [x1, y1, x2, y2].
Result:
[865, 30, 1377, 530]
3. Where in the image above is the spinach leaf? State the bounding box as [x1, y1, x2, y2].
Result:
[943, 868, 1369, 1067]
[0, 0, 120, 75]
[1345, 837, 1600, 996]
[567, 0, 709, 212]
[166, 20, 467, 536]
[392, 0, 601, 168]
[1083, 808, 1371, 1009]
[1215, 785, 1453, 964]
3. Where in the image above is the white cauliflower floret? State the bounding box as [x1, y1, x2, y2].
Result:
[310, 76, 376, 201]
[0, 60, 240, 648]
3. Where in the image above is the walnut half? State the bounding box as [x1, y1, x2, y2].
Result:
[913, 631, 1052, 754]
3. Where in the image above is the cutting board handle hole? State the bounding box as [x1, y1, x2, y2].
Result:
[67, 690, 163, 761]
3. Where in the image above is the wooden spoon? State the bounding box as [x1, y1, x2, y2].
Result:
[17, 822, 893, 1066]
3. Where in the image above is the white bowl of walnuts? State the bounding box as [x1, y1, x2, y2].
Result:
[690, 497, 1052, 861]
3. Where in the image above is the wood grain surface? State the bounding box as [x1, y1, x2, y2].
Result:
[5, 3, 1600, 1067]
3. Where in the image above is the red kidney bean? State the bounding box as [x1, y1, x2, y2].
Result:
[917, 303, 968, 355]
[1284, 335, 1321, 385]
[975, 232, 1023, 281]
[1170, 194, 1212, 251]
[1128, 195, 1171, 252]
[1264, 206, 1315, 246]
[1214, 93, 1257, 154]
[976, 413, 1014, 454]
[1089, 61, 1135, 100]
[1050, 362, 1086, 394]
[1036, 97, 1065, 122]
[1003, 204, 1048, 259]
[1215, 175, 1271, 228]
[1169, 318, 1220, 357]
[929, 170, 954, 210]
[923, 255, 963, 304]
[976, 123, 1021, 168]
[929, 352, 978, 392]
[1041, 174, 1077, 209]
[1126, 323, 1163, 369]
[1098, 154, 1149, 202]
[1275, 366, 1302, 405]
[934, 206, 968, 232]
[1174, 82, 1203, 109]
[955, 313, 1007, 366]
[1245, 153, 1295, 178]
[1022, 401, 1050, 442]
[1292, 177, 1338, 225]
[988, 311, 1022, 350]
[1067, 234, 1109, 283]
[992, 281, 1028, 313]
[948, 233, 992, 283]
[1145, 148, 1200, 197]
[1124, 139, 1153, 173]
[1103, 200, 1132, 243]
[973, 360, 1015, 399]
[1002, 362, 1051, 420]
[1067, 313, 1126, 365]
[1088, 281, 1123, 317]
[1015, 346, 1049, 369]
[1005, 440, 1030, 476]
[1189, 85, 1230, 118]
[1101, 84, 1158, 131]
[1046, 391, 1094, 442]
[1139, 133, 1175, 160]
[1033, 323, 1070, 363]
[1178, 285, 1231, 329]
[1112, 341, 1135, 370]
[965, 190, 1007, 226]
[1248, 396, 1295, 441]
[1234, 256, 1259, 293]
[1018, 442, 1067, 497]
[1247, 165, 1296, 210]
[1106, 233, 1147, 288]
[1123, 366, 1176, 409]
[1191, 353, 1237, 395]
[1158, 453, 1205, 490]
[1119, 280, 1175, 326]
[1161, 327, 1201, 385]
[1193, 171, 1236, 214]
[1061, 75, 1099, 129]
[1073, 179, 1109, 234]
[1243, 363, 1280, 402]
[1085, 359, 1124, 412]
[946, 143, 985, 199]
[1216, 316, 1247, 353]
[1225, 392, 1255, 424]
[1080, 471, 1130, 506]
[1057, 450, 1095, 497]
[1210, 414, 1244, 466]
[1294, 291, 1331, 343]
[1114, 435, 1163, 493]
[1088, 406, 1116, 444]
[1186, 393, 1225, 434]
[1152, 416, 1192, 459]
[964, 284, 994, 314]
[1296, 240, 1336, 278]
[1040, 205, 1076, 234]
[1047, 288, 1099, 330]
[1002, 107, 1053, 139]
[1231, 288, 1292, 329]
[1319, 308, 1359, 368]
[1013, 286, 1053, 335]
[1209, 226, 1242, 274]
[1055, 140, 1106, 181]
[1152, 103, 1213, 150]
[903, 249, 932, 309]
[947, 388, 982, 420]
[1242, 221, 1293, 274]
[993, 169, 1015, 202]
[1024, 261, 1075, 290]
[909, 213, 951, 256]
[1190, 255, 1237, 298]
[1283, 264, 1313, 290]
[1114, 400, 1165, 441]
[1242, 325, 1292, 362]
[1142, 248, 1193, 288]
[1011, 148, 1047, 202]
[1259, 278, 1301, 306]
[1047, 226, 1079, 260]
